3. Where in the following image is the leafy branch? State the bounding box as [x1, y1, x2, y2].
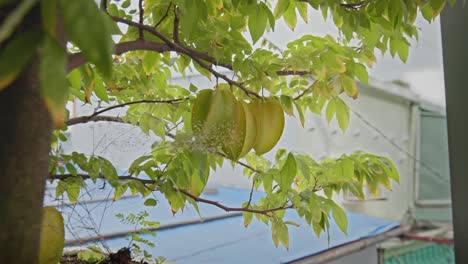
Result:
[48, 174, 294, 215]
[294, 79, 318, 100]
[67, 31, 313, 97]
[64, 98, 189, 126]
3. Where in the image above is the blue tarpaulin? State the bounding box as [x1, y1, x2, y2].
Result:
[48, 184, 399, 263]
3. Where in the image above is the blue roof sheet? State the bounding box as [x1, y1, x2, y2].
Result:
[52, 184, 399, 263]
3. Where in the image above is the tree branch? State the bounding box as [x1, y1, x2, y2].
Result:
[138, 0, 144, 39]
[173, 5, 180, 44]
[66, 40, 312, 79]
[64, 98, 188, 126]
[48, 174, 294, 215]
[245, 179, 255, 209]
[66, 19, 316, 99]
[111, 16, 261, 98]
[65, 115, 128, 126]
[92, 98, 189, 117]
[67, 39, 171, 72]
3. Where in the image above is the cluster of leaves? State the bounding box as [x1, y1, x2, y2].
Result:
[115, 211, 164, 262]
[0, 0, 448, 252]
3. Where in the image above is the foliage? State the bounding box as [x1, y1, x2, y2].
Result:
[1, 0, 447, 252]
[115, 211, 162, 260]
[38, 206, 65, 264]
[77, 246, 105, 264]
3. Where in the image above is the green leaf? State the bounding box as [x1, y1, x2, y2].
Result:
[0, 30, 42, 90]
[280, 95, 295, 116]
[274, 0, 290, 18]
[39, 206, 65, 264]
[93, 69, 109, 102]
[354, 64, 368, 83]
[144, 198, 158, 207]
[39, 35, 69, 126]
[113, 185, 127, 201]
[262, 3, 276, 30]
[41, 0, 57, 37]
[262, 173, 273, 194]
[325, 99, 335, 123]
[294, 101, 305, 127]
[65, 164, 77, 176]
[60, 0, 115, 77]
[279, 153, 297, 190]
[249, 4, 268, 44]
[295, 156, 311, 177]
[331, 202, 348, 234]
[121, 0, 131, 8]
[297, 2, 308, 23]
[0, 0, 38, 43]
[341, 75, 358, 99]
[77, 250, 104, 263]
[341, 158, 354, 179]
[335, 98, 350, 131]
[272, 219, 289, 249]
[193, 61, 212, 80]
[243, 212, 253, 227]
[179, 0, 207, 37]
[283, 3, 297, 30]
[67, 69, 81, 91]
[397, 39, 409, 63]
[389, 37, 398, 57]
[99, 157, 119, 186]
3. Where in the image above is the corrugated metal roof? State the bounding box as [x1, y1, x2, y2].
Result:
[53, 185, 400, 263]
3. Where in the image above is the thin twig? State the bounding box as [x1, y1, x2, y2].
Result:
[138, 0, 144, 39]
[154, 2, 173, 29]
[64, 98, 188, 126]
[294, 79, 318, 100]
[178, 189, 294, 214]
[92, 98, 189, 117]
[213, 151, 262, 174]
[245, 179, 256, 209]
[173, 5, 180, 44]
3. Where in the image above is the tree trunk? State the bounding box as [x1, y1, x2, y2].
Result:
[0, 57, 52, 263]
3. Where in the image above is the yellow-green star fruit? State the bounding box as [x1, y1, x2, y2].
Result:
[191, 86, 237, 148]
[38, 206, 65, 264]
[249, 97, 285, 155]
[221, 100, 257, 160]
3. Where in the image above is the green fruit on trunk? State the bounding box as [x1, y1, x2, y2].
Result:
[250, 97, 285, 155]
[38, 206, 65, 264]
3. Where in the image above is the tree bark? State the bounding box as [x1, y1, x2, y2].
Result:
[0, 6, 53, 259]
[0, 59, 52, 263]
